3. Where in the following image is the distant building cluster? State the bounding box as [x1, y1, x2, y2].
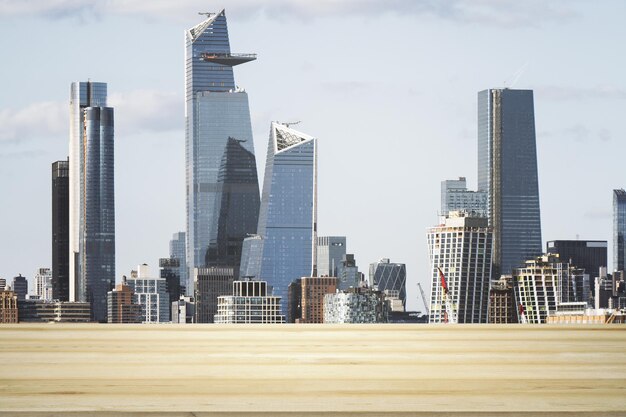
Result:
[1, 10, 624, 326]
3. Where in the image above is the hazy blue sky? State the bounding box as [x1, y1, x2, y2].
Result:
[1, 0, 625, 310]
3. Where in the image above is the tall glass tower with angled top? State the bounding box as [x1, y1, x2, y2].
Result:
[185, 10, 260, 295]
[478, 88, 542, 277]
[241, 122, 317, 313]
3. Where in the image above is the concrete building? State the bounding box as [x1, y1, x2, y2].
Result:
[107, 277, 142, 324]
[488, 276, 518, 323]
[127, 264, 170, 323]
[0, 287, 18, 323]
[301, 276, 337, 323]
[441, 177, 487, 217]
[194, 266, 234, 323]
[427, 212, 492, 323]
[12, 274, 27, 300]
[34, 268, 53, 301]
[323, 287, 389, 324]
[214, 280, 284, 323]
[478, 88, 542, 277]
[369, 259, 406, 311]
[172, 296, 195, 323]
[317, 236, 346, 278]
[513, 254, 586, 324]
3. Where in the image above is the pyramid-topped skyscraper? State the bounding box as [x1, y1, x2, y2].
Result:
[185, 10, 260, 294]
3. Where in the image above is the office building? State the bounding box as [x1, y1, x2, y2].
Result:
[12, 275, 27, 300]
[323, 287, 389, 324]
[337, 254, 364, 290]
[241, 122, 317, 313]
[127, 264, 170, 323]
[159, 258, 183, 311]
[0, 279, 6, 290]
[34, 268, 53, 301]
[427, 212, 492, 323]
[287, 278, 302, 323]
[369, 259, 406, 311]
[614, 189, 626, 272]
[546, 240, 607, 287]
[185, 10, 260, 285]
[214, 280, 285, 323]
[478, 88, 542, 276]
[17, 300, 91, 323]
[488, 276, 518, 324]
[52, 159, 70, 301]
[317, 236, 346, 278]
[194, 266, 234, 323]
[169, 232, 188, 295]
[301, 276, 337, 323]
[441, 177, 487, 217]
[0, 287, 18, 323]
[69, 81, 115, 323]
[107, 277, 142, 324]
[172, 296, 195, 323]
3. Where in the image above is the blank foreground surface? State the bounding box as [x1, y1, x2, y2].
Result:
[0, 324, 625, 416]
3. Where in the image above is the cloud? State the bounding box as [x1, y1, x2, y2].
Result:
[0, 89, 182, 143]
[0, 0, 579, 27]
[0, 101, 66, 143]
[109, 90, 182, 135]
[537, 85, 626, 101]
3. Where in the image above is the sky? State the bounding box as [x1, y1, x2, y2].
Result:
[1, 0, 625, 311]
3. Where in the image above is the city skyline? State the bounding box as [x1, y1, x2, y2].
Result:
[1, 2, 625, 311]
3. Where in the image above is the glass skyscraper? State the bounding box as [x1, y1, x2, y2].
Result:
[478, 88, 542, 276]
[614, 189, 626, 272]
[69, 81, 115, 322]
[241, 122, 317, 312]
[185, 10, 260, 292]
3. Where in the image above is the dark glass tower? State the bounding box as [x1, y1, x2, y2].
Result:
[82, 107, 115, 322]
[614, 189, 626, 272]
[52, 159, 70, 301]
[546, 240, 607, 284]
[478, 88, 542, 276]
[185, 10, 260, 289]
[241, 122, 317, 313]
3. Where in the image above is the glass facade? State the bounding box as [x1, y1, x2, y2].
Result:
[316, 236, 346, 278]
[242, 122, 317, 313]
[369, 259, 407, 311]
[614, 189, 626, 272]
[52, 159, 70, 301]
[185, 11, 260, 289]
[169, 231, 188, 294]
[69, 81, 108, 303]
[477, 88, 542, 276]
[81, 106, 115, 322]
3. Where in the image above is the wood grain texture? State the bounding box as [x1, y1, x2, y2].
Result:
[0, 324, 624, 416]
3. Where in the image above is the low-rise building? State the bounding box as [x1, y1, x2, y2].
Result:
[0, 286, 18, 323]
[488, 276, 518, 323]
[107, 277, 142, 324]
[17, 299, 90, 322]
[301, 276, 337, 323]
[215, 280, 284, 324]
[172, 296, 195, 323]
[323, 286, 389, 324]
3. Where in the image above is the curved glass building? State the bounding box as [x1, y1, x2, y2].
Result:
[185, 10, 260, 294]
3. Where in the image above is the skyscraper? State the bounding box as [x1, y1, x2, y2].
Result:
[185, 10, 260, 287]
[316, 236, 346, 278]
[12, 275, 28, 301]
[68, 81, 115, 322]
[169, 232, 188, 295]
[478, 88, 542, 276]
[241, 122, 317, 312]
[427, 212, 492, 323]
[368, 259, 407, 311]
[441, 177, 487, 217]
[52, 159, 69, 301]
[613, 189, 626, 272]
[546, 240, 607, 286]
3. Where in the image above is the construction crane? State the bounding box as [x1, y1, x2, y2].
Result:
[437, 267, 457, 324]
[417, 282, 429, 316]
[279, 121, 301, 128]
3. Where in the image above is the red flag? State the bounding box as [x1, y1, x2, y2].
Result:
[437, 267, 449, 296]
